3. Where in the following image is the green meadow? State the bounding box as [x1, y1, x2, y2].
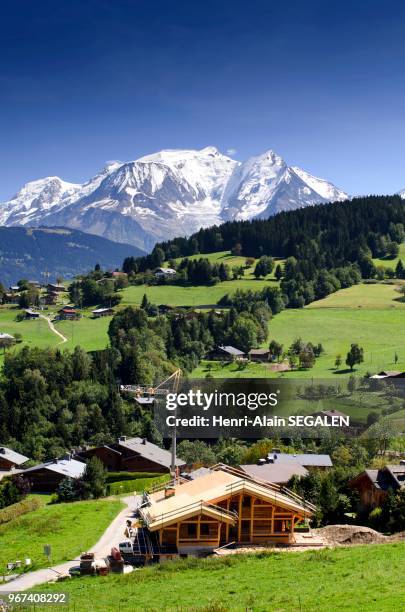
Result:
[122, 276, 277, 307]
[30, 543, 405, 611]
[1, 261, 405, 380]
[0, 498, 123, 573]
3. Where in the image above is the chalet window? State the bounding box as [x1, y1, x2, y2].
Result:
[200, 524, 210, 536]
[187, 523, 197, 537]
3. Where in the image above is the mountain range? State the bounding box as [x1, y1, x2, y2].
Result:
[0, 227, 143, 286]
[0, 147, 349, 251]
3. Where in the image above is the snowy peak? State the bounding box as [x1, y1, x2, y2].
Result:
[0, 147, 348, 250]
[291, 166, 348, 202]
[0, 176, 81, 225]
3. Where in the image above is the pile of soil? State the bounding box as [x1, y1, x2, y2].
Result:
[313, 525, 386, 546]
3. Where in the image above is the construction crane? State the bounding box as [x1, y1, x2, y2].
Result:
[120, 369, 182, 477]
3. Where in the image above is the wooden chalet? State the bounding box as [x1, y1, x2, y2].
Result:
[0, 446, 29, 471]
[47, 283, 66, 293]
[25, 309, 39, 319]
[137, 465, 314, 556]
[92, 307, 115, 318]
[58, 307, 80, 321]
[4, 293, 19, 304]
[44, 292, 58, 305]
[21, 455, 86, 492]
[349, 463, 405, 512]
[76, 437, 186, 474]
[249, 348, 270, 362]
[208, 345, 245, 361]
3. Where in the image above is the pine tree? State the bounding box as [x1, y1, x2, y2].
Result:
[141, 293, 149, 309]
[81, 457, 106, 499]
[395, 259, 404, 279]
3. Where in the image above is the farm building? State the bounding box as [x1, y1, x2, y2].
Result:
[248, 348, 270, 362]
[58, 307, 80, 320]
[154, 267, 176, 277]
[44, 292, 58, 305]
[22, 456, 86, 492]
[4, 293, 19, 304]
[208, 345, 245, 361]
[240, 462, 309, 485]
[25, 309, 39, 319]
[370, 370, 405, 379]
[76, 437, 186, 473]
[349, 463, 405, 512]
[47, 283, 66, 293]
[137, 465, 314, 556]
[92, 307, 115, 318]
[112, 271, 128, 278]
[0, 446, 29, 471]
[0, 332, 16, 344]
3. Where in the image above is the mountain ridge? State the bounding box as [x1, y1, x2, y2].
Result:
[0, 147, 349, 251]
[0, 227, 144, 286]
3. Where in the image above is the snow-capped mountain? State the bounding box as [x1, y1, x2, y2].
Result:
[0, 177, 80, 226]
[0, 147, 348, 251]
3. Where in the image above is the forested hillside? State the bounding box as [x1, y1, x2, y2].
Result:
[123, 196, 405, 308]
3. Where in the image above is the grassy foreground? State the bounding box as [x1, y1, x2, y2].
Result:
[0, 498, 123, 573]
[31, 543, 404, 611]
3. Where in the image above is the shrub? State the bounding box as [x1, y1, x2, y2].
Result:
[107, 474, 169, 495]
[0, 497, 41, 525]
[105, 471, 163, 484]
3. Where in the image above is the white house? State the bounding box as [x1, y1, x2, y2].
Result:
[154, 267, 177, 278]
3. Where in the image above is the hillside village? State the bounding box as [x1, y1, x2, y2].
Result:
[0, 197, 404, 602]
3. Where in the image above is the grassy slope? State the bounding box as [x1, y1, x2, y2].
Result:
[122, 277, 277, 308]
[0, 307, 57, 348]
[270, 282, 405, 378]
[193, 282, 405, 379]
[0, 498, 123, 572]
[33, 543, 405, 611]
[372, 241, 405, 269]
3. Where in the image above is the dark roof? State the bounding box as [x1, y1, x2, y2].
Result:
[268, 452, 333, 468]
[240, 462, 308, 484]
[218, 345, 245, 356]
[0, 446, 29, 466]
[350, 465, 405, 491]
[385, 465, 405, 488]
[117, 437, 185, 469]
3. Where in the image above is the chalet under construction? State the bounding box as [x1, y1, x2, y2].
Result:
[132, 465, 315, 559]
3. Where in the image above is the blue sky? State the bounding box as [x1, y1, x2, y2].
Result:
[1, 0, 405, 199]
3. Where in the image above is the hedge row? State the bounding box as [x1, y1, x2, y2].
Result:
[105, 471, 164, 484]
[107, 475, 170, 495]
[0, 496, 42, 525]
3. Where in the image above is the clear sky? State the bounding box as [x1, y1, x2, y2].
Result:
[1, 0, 405, 200]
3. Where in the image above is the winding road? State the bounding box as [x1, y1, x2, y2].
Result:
[0, 496, 140, 593]
[39, 315, 68, 344]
